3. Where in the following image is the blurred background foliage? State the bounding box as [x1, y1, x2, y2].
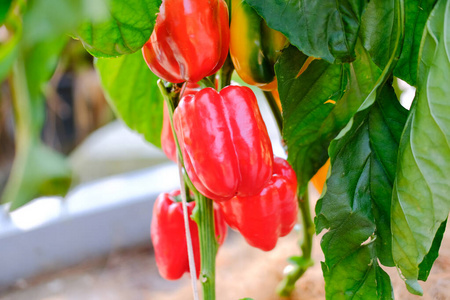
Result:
[0, 0, 161, 210]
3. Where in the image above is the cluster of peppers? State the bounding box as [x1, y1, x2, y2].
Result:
[144, 0, 298, 280]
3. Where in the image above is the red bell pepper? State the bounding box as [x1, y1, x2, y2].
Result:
[161, 83, 201, 162]
[142, 0, 230, 83]
[220, 157, 298, 251]
[173, 85, 274, 201]
[151, 190, 227, 280]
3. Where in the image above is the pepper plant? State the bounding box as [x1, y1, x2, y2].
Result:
[0, 0, 449, 299]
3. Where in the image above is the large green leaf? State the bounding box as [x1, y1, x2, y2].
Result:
[321, 243, 393, 300]
[23, 0, 108, 48]
[360, 0, 400, 69]
[316, 84, 407, 299]
[394, 0, 438, 85]
[95, 51, 163, 147]
[391, 0, 450, 292]
[315, 0, 406, 293]
[245, 0, 367, 63]
[76, 0, 161, 57]
[276, 42, 379, 196]
[361, 0, 438, 86]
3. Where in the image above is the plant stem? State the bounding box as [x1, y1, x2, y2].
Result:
[177, 159, 200, 300]
[299, 190, 314, 258]
[217, 55, 234, 90]
[277, 189, 314, 296]
[157, 80, 199, 299]
[263, 91, 283, 133]
[199, 77, 216, 89]
[194, 192, 218, 300]
[2, 54, 34, 206]
[158, 79, 219, 299]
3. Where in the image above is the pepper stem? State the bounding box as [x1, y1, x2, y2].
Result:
[199, 77, 216, 89]
[217, 55, 234, 90]
[277, 189, 314, 296]
[157, 79, 199, 300]
[158, 79, 218, 300]
[193, 192, 218, 300]
[263, 90, 283, 133]
[264, 86, 314, 296]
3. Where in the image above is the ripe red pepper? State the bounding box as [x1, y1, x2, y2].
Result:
[220, 157, 298, 251]
[161, 83, 201, 162]
[173, 86, 274, 201]
[142, 0, 230, 83]
[151, 190, 227, 280]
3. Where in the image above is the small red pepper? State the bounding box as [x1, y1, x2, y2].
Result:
[161, 83, 201, 162]
[142, 0, 230, 83]
[151, 190, 227, 280]
[173, 85, 274, 201]
[220, 157, 298, 251]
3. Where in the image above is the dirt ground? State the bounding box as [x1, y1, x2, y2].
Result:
[2, 194, 450, 300]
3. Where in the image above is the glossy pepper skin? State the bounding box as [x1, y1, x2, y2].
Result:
[161, 83, 201, 162]
[151, 190, 227, 280]
[230, 0, 287, 91]
[173, 86, 274, 201]
[220, 157, 298, 251]
[142, 0, 230, 83]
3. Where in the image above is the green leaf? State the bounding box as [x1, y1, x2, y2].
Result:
[360, 0, 400, 69]
[23, 0, 108, 48]
[245, 0, 367, 63]
[315, 84, 407, 299]
[276, 42, 379, 195]
[391, 0, 450, 285]
[321, 243, 394, 300]
[418, 219, 447, 281]
[276, 46, 345, 194]
[361, 0, 438, 85]
[0, 0, 12, 25]
[394, 0, 438, 85]
[95, 51, 163, 147]
[2, 141, 72, 211]
[76, 0, 161, 57]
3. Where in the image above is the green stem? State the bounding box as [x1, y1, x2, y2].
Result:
[277, 190, 314, 296]
[217, 55, 234, 90]
[158, 80, 197, 191]
[158, 80, 200, 299]
[193, 192, 218, 300]
[199, 77, 216, 89]
[2, 54, 34, 206]
[263, 91, 283, 133]
[10, 54, 34, 147]
[158, 79, 217, 299]
[157, 80, 184, 164]
[299, 190, 314, 259]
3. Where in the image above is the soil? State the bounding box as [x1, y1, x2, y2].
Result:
[2, 193, 450, 300]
